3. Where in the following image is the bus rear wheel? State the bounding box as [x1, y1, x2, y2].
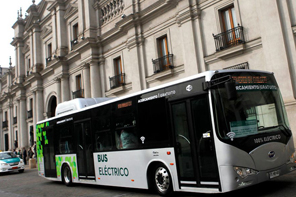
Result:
[153, 164, 173, 196]
[62, 165, 72, 186]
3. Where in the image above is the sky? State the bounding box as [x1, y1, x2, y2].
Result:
[0, 0, 41, 68]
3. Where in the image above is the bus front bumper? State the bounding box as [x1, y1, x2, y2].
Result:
[219, 162, 296, 193]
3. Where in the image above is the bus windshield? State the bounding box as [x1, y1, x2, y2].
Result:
[211, 72, 291, 142]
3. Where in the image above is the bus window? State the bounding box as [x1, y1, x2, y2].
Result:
[114, 99, 140, 150]
[138, 97, 170, 148]
[57, 125, 73, 154]
[95, 131, 113, 151]
[115, 129, 138, 149]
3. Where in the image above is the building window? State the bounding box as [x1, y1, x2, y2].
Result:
[114, 57, 123, 76]
[3, 111, 8, 129]
[221, 6, 238, 33]
[28, 98, 33, 119]
[110, 57, 125, 89]
[157, 35, 169, 60]
[73, 74, 84, 98]
[46, 43, 52, 64]
[213, 4, 245, 51]
[4, 111, 7, 121]
[220, 5, 242, 44]
[71, 23, 79, 49]
[152, 35, 174, 73]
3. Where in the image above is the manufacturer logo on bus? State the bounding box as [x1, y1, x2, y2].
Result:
[268, 151, 275, 158]
[186, 85, 193, 92]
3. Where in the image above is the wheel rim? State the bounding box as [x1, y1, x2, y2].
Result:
[155, 167, 170, 193]
[63, 166, 71, 184]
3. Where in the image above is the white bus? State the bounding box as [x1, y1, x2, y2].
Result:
[36, 70, 296, 196]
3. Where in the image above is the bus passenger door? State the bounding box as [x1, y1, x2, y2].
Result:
[74, 120, 95, 180]
[43, 126, 57, 178]
[171, 95, 219, 188]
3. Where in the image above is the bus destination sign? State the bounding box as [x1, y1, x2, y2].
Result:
[232, 76, 277, 91]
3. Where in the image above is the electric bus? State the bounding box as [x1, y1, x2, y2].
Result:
[36, 69, 296, 195]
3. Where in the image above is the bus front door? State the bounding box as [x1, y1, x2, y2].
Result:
[171, 95, 219, 188]
[74, 120, 95, 180]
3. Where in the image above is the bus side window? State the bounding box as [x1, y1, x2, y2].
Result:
[57, 125, 73, 154]
[95, 131, 112, 151]
[116, 129, 138, 149]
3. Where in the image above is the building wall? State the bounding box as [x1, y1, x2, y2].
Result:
[0, 0, 295, 150]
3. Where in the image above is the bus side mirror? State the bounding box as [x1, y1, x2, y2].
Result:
[225, 80, 237, 100]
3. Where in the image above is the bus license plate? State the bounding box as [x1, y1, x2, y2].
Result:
[269, 170, 280, 179]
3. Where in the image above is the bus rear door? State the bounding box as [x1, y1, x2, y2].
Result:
[170, 94, 220, 189]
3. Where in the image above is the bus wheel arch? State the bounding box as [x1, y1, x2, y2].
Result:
[62, 163, 73, 186]
[147, 162, 173, 196]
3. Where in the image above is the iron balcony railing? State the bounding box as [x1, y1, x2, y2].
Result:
[27, 110, 33, 119]
[152, 53, 174, 74]
[109, 73, 125, 89]
[213, 25, 245, 52]
[13, 117, 17, 125]
[72, 89, 84, 99]
[2, 120, 8, 128]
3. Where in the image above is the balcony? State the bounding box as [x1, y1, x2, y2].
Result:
[27, 110, 33, 119]
[13, 117, 17, 125]
[152, 54, 174, 74]
[2, 120, 8, 128]
[71, 38, 78, 50]
[213, 25, 245, 52]
[72, 89, 84, 99]
[109, 73, 125, 89]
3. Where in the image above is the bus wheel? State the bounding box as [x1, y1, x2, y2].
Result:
[62, 165, 72, 186]
[153, 164, 173, 196]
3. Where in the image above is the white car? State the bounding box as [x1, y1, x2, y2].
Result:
[0, 151, 25, 173]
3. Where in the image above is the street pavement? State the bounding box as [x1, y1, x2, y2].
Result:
[0, 165, 296, 197]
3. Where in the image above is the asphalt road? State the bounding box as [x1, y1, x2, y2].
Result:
[0, 166, 296, 197]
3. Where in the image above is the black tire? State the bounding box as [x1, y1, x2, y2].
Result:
[153, 164, 173, 196]
[62, 165, 72, 186]
[18, 169, 24, 173]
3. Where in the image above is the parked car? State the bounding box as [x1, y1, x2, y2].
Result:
[0, 151, 25, 173]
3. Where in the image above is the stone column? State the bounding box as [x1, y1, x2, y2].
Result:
[16, 41, 25, 82]
[36, 88, 44, 122]
[90, 61, 102, 98]
[19, 98, 27, 148]
[32, 28, 42, 69]
[55, 78, 61, 104]
[83, 64, 91, 98]
[51, 9, 57, 54]
[61, 75, 70, 102]
[99, 57, 106, 96]
[56, 3, 67, 56]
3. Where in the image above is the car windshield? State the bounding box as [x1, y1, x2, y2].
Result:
[0, 152, 17, 160]
[211, 72, 291, 141]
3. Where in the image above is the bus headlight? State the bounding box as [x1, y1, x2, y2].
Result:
[0, 163, 8, 166]
[234, 167, 258, 179]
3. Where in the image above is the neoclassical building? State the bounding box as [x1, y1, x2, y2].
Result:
[0, 0, 295, 150]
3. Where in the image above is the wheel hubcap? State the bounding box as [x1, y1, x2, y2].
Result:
[64, 167, 71, 183]
[155, 167, 170, 192]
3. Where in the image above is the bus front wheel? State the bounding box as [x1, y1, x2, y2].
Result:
[153, 164, 173, 196]
[62, 165, 72, 186]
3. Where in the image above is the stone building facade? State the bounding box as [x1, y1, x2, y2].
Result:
[0, 0, 295, 150]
